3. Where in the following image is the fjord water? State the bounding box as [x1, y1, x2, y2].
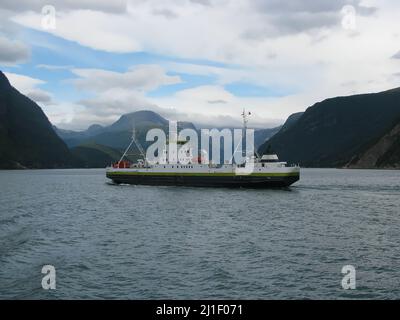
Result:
[0, 168, 399, 299]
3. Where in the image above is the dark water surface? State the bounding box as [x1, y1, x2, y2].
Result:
[0, 168, 399, 299]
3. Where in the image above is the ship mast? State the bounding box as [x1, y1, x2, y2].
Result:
[242, 108, 250, 131]
[118, 127, 147, 165]
[231, 109, 252, 163]
[241, 108, 260, 159]
[131, 128, 146, 161]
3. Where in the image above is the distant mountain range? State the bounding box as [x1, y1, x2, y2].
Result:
[54, 110, 279, 168]
[0, 66, 277, 169]
[54, 110, 196, 149]
[70, 143, 123, 168]
[259, 88, 400, 168]
[2, 70, 400, 169]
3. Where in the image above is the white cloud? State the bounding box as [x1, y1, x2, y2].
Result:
[11, 0, 398, 99]
[15, 9, 141, 53]
[148, 85, 306, 128]
[4, 72, 54, 105]
[55, 65, 182, 129]
[77, 88, 154, 117]
[392, 51, 400, 59]
[36, 64, 74, 70]
[5, 72, 44, 91]
[0, 36, 30, 65]
[9, 0, 378, 62]
[5, 0, 400, 130]
[25, 89, 54, 104]
[0, 0, 127, 14]
[71, 65, 181, 92]
[175, 85, 234, 102]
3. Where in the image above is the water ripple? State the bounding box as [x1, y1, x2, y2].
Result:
[0, 168, 399, 299]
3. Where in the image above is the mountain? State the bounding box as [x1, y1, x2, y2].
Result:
[254, 126, 282, 148]
[0, 71, 76, 169]
[259, 88, 400, 167]
[55, 110, 197, 149]
[86, 124, 104, 135]
[56, 110, 281, 166]
[107, 110, 168, 132]
[346, 119, 400, 169]
[71, 143, 122, 168]
[279, 112, 304, 133]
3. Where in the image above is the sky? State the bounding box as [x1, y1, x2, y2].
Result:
[1, 0, 400, 130]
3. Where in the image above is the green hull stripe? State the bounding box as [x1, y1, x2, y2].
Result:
[107, 171, 299, 177]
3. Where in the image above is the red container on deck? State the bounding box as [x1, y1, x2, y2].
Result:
[113, 161, 131, 168]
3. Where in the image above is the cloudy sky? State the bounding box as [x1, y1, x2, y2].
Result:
[1, 0, 399, 130]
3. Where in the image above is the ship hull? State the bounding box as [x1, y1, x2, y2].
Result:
[106, 171, 300, 188]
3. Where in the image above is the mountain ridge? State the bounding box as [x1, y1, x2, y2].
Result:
[3, 67, 399, 170]
[0, 71, 76, 169]
[55, 110, 276, 150]
[55, 110, 197, 148]
[259, 87, 400, 168]
[346, 118, 400, 169]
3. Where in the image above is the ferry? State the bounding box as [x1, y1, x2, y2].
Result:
[106, 111, 300, 188]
